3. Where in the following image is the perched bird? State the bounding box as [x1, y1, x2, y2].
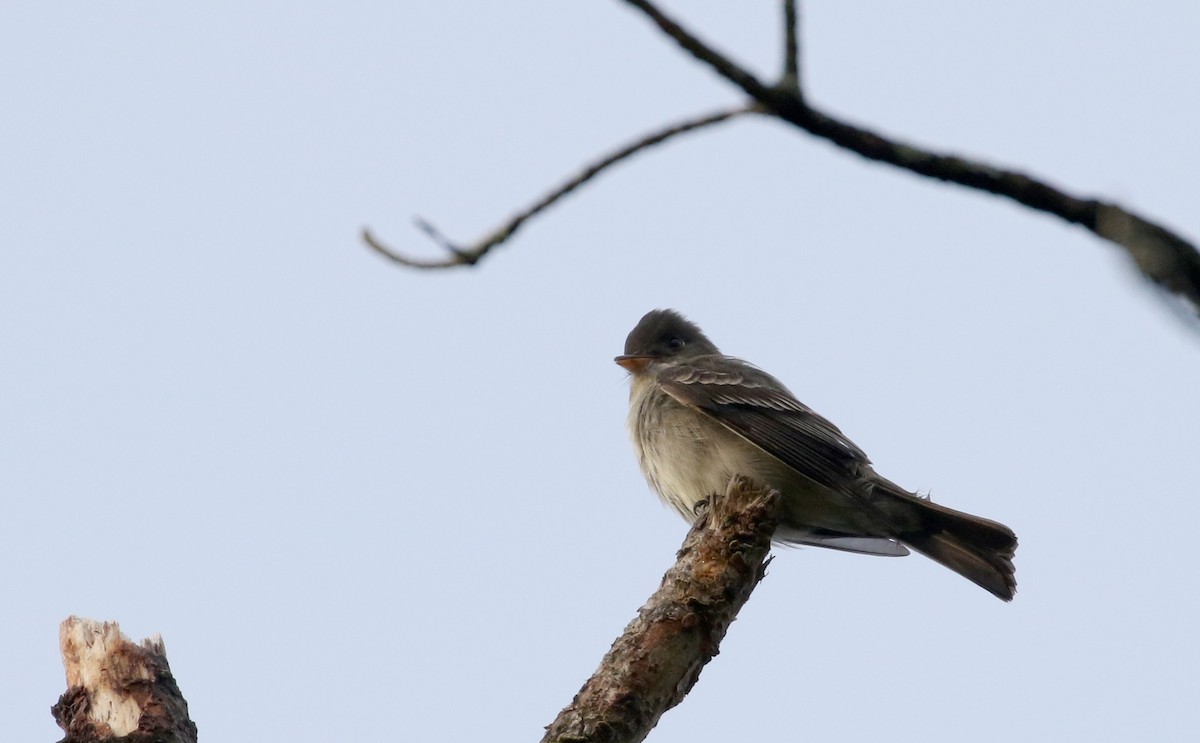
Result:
[615, 309, 1017, 601]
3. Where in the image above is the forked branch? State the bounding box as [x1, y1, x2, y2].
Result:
[364, 0, 1200, 324]
[364, 105, 753, 269]
[618, 0, 1200, 318]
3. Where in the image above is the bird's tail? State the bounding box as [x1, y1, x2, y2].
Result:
[870, 481, 1018, 601]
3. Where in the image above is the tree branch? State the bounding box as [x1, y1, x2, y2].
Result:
[363, 105, 753, 269]
[541, 477, 781, 743]
[366, 1, 1200, 323]
[620, 0, 775, 102]
[618, 0, 1200, 318]
[781, 0, 800, 93]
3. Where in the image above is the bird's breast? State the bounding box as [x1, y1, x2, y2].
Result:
[627, 377, 756, 520]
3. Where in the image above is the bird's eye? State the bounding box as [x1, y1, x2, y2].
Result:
[667, 337, 686, 350]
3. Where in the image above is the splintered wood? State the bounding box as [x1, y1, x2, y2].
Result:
[52, 616, 197, 743]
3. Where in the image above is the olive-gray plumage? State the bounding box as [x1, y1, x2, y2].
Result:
[616, 309, 1017, 601]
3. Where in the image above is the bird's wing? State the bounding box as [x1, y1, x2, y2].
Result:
[656, 356, 870, 494]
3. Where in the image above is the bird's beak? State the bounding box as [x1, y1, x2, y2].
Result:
[614, 354, 653, 373]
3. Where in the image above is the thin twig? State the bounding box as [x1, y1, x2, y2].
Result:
[619, 0, 1200, 317]
[781, 0, 800, 93]
[363, 105, 754, 270]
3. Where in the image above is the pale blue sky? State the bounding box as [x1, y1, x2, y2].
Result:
[3, 3, 1198, 741]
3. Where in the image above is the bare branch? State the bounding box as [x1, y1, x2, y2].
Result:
[363, 105, 753, 270]
[781, 0, 800, 92]
[619, 0, 1200, 317]
[541, 477, 781, 743]
[620, 0, 775, 101]
[367, 0, 1200, 320]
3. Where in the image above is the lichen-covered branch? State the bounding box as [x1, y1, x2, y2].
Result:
[541, 477, 781, 743]
[363, 105, 753, 269]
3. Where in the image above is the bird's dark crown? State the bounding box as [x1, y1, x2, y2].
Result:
[623, 309, 720, 359]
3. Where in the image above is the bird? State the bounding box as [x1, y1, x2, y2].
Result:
[615, 308, 1017, 601]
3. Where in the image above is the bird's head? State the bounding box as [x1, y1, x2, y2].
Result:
[614, 309, 720, 373]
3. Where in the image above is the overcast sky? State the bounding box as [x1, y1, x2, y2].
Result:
[3, 2, 1198, 741]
